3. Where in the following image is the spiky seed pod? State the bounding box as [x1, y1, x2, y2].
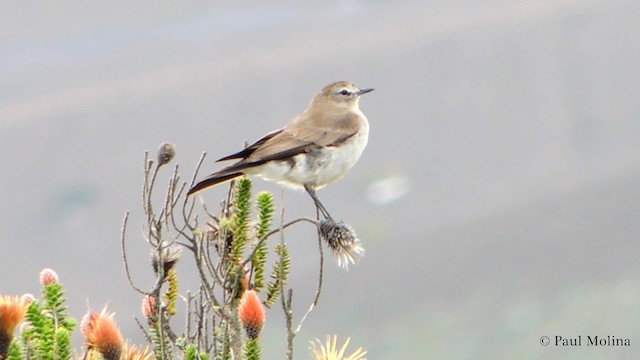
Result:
[157, 142, 176, 166]
[319, 220, 365, 270]
[238, 290, 265, 340]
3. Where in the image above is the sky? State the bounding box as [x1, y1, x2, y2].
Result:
[2, 1, 640, 358]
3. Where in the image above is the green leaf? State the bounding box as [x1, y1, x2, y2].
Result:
[7, 339, 22, 360]
[54, 328, 72, 360]
[244, 338, 261, 360]
[264, 243, 290, 307]
[252, 192, 274, 291]
[185, 343, 197, 360]
[230, 177, 253, 263]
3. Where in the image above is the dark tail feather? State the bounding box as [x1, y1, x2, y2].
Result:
[187, 172, 244, 195]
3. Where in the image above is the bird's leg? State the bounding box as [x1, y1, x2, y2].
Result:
[304, 185, 334, 221]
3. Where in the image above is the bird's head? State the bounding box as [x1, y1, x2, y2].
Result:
[315, 81, 374, 108]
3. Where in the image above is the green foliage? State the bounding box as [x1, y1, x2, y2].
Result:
[150, 321, 173, 360]
[185, 343, 210, 360]
[16, 281, 76, 360]
[252, 191, 274, 291]
[264, 243, 291, 307]
[255, 192, 274, 239]
[24, 301, 55, 360]
[42, 283, 76, 331]
[164, 268, 179, 316]
[21, 285, 75, 360]
[185, 343, 197, 360]
[54, 328, 71, 360]
[244, 338, 261, 360]
[230, 177, 253, 263]
[7, 339, 22, 360]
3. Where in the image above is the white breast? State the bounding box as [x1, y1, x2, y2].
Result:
[248, 118, 369, 190]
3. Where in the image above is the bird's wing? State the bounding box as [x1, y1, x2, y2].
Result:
[217, 128, 284, 162]
[245, 113, 361, 163]
[188, 113, 361, 194]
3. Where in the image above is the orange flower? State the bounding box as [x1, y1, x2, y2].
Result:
[0, 295, 28, 358]
[82, 308, 123, 360]
[237, 290, 265, 339]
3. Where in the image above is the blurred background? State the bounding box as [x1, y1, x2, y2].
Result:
[2, 0, 640, 358]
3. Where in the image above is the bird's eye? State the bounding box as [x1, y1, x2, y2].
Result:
[339, 89, 350, 95]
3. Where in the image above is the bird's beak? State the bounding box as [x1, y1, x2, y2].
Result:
[357, 88, 375, 95]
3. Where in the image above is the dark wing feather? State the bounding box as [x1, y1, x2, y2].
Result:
[217, 128, 284, 162]
[188, 112, 362, 195]
[187, 172, 243, 195]
[204, 126, 356, 178]
[245, 119, 359, 162]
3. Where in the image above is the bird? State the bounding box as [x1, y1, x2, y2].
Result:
[188, 80, 374, 220]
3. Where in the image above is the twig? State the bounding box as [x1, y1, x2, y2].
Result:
[120, 211, 147, 295]
[135, 317, 153, 343]
[284, 289, 294, 360]
[241, 217, 319, 268]
[277, 202, 295, 360]
[181, 152, 207, 228]
[295, 207, 324, 334]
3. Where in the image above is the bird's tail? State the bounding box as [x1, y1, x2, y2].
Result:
[187, 171, 244, 195]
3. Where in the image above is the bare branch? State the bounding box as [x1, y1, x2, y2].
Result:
[295, 208, 324, 334]
[120, 211, 147, 295]
[241, 217, 318, 269]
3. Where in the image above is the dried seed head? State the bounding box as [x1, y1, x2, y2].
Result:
[320, 220, 365, 270]
[151, 244, 182, 277]
[157, 142, 176, 166]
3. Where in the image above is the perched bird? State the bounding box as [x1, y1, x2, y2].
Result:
[188, 80, 374, 219]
